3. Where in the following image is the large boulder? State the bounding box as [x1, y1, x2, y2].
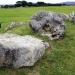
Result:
[29, 11, 66, 40]
[0, 33, 49, 68]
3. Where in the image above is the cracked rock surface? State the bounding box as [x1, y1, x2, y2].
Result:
[29, 11, 66, 40]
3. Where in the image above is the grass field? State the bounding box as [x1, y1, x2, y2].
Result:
[0, 6, 75, 75]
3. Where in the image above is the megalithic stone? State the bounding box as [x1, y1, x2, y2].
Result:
[29, 11, 66, 40]
[0, 33, 49, 68]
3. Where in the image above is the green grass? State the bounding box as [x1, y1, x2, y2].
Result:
[0, 6, 75, 75]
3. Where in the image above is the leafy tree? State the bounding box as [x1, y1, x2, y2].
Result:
[21, 0, 27, 7]
[15, 1, 22, 7]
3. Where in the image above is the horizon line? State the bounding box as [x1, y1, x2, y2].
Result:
[0, 1, 75, 5]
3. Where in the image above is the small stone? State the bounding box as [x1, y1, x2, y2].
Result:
[69, 11, 75, 23]
[5, 22, 26, 31]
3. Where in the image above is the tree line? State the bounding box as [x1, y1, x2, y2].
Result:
[1, 0, 66, 8]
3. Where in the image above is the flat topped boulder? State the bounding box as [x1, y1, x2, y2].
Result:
[0, 33, 49, 68]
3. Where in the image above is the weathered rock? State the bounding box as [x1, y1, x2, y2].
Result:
[0, 33, 49, 68]
[73, 17, 75, 23]
[69, 11, 75, 23]
[29, 11, 66, 40]
[5, 22, 26, 31]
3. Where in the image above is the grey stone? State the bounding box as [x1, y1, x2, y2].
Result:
[0, 33, 49, 68]
[29, 11, 65, 40]
[69, 11, 75, 23]
[5, 22, 26, 31]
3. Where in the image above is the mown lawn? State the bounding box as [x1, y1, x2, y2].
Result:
[0, 6, 75, 75]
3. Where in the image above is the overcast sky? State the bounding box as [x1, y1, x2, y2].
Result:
[0, 0, 75, 5]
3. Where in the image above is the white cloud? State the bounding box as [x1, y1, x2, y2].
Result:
[0, 0, 75, 5]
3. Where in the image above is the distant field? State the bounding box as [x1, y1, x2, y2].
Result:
[0, 6, 75, 75]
